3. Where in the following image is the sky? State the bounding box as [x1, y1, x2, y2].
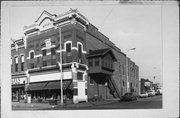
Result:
[10, 2, 164, 85]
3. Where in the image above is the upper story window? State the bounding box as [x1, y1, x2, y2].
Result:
[66, 43, 71, 53]
[15, 56, 18, 72]
[21, 55, 24, 71]
[95, 58, 99, 66]
[30, 51, 34, 59]
[78, 43, 82, 58]
[119, 62, 121, 74]
[42, 49, 46, 56]
[122, 81, 124, 86]
[122, 64, 125, 75]
[51, 48, 56, 55]
[88, 58, 93, 67]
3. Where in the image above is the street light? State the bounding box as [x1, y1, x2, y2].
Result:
[57, 22, 71, 105]
[126, 48, 136, 93]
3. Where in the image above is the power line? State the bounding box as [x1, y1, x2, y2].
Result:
[99, 4, 117, 29]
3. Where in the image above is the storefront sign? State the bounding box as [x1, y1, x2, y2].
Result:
[30, 72, 72, 83]
[12, 77, 27, 85]
[145, 82, 150, 86]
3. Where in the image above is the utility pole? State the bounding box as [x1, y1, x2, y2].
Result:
[126, 48, 136, 93]
[59, 26, 63, 105]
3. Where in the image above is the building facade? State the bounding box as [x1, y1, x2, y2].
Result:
[11, 39, 27, 102]
[140, 78, 153, 94]
[11, 9, 139, 103]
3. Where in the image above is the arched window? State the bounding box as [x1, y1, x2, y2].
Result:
[21, 55, 24, 71]
[29, 50, 34, 59]
[15, 56, 18, 72]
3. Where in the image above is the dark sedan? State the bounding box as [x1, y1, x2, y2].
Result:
[121, 92, 138, 101]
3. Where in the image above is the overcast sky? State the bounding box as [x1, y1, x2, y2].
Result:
[9, 2, 177, 85]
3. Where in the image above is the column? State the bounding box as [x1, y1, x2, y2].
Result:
[71, 63, 78, 103]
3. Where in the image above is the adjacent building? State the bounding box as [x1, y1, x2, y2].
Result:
[11, 9, 139, 103]
[140, 78, 153, 94]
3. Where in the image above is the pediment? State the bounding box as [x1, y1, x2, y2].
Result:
[35, 10, 54, 25]
[35, 10, 55, 31]
[39, 18, 54, 31]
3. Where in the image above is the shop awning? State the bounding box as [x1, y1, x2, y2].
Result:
[26, 82, 46, 91]
[26, 80, 72, 91]
[12, 84, 25, 88]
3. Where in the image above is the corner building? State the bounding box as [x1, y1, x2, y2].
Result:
[11, 9, 139, 103]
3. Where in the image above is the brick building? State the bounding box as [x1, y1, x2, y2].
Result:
[11, 9, 139, 103]
[140, 78, 153, 94]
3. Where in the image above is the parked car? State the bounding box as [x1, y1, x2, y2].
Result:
[156, 89, 162, 95]
[121, 92, 138, 101]
[139, 92, 148, 98]
[147, 90, 155, 97]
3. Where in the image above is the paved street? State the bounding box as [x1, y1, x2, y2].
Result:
[87, 95, 162, 109]
[12, 95, 162, 110]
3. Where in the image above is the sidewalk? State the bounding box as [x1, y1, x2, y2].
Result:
[12, 100, 118, 110]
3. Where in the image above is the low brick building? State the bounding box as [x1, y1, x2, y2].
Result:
[11, 9, 139, 103]
[140, 78, 153, 94]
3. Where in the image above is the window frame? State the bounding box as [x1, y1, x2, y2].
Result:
[29, 51, 34, 59]
[15, 56, 18, 72]
[88, 58, 93, 67]
[51, 48, 56, 55]
[20, 55, 24, 71]
[77, 42, 83, 58]
[77, 72, 83, 81]
[42, 49, 47, 56]
[94, 57, 99, 66]
[66, 42, 71, 53]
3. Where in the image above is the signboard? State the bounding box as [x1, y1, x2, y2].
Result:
[30, 72, 72, 83]
[145, 82, 150, 86]
[12, 77, 27, 85]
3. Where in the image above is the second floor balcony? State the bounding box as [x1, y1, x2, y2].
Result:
[87, 48, 117, 75]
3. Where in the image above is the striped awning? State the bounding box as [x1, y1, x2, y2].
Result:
[26, 80, 72, 91]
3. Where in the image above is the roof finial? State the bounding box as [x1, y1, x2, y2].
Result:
[70, 8, 78, 13]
